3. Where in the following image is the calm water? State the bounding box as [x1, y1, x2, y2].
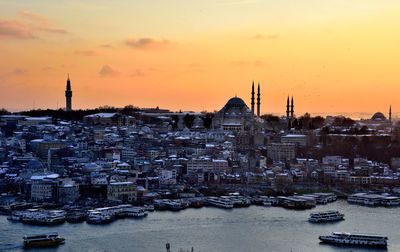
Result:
[0, 200, 398, 252]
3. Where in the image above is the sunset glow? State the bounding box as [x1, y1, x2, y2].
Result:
[1, 0, 400, 116]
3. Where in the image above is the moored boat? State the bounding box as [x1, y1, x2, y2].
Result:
[66, 210, 87, 223]
[86, 210, 114, 224]
[144, 204, 155, 211]
[18, 210, 66, 225]
[206, 197, 234, 209]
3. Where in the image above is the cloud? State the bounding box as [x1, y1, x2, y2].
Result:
[18, 10, 48, 23]
[19, 10, 68, 34]
[36, 27, 67, 34]
[125, 38, 172, 49]
[130, 69, 145, 77]
[99, 65, 118, 77]
[0, 20, 36, 39]
[13, 68, 28, 75]
[74, 50, 97, 56]
[0, 10, 67, 40]
[252, 34, 279, 40]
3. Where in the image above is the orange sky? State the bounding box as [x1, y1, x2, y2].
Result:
[1, 0, 400, 118]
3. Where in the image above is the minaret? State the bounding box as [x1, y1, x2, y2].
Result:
[286, 96, 290, 129]
[257, 82, 261, 117]
[65, 74, 72, 112]
[251, 81, 255, 115]
[389, 105, 392, 122]
[290, 96, 294, 119]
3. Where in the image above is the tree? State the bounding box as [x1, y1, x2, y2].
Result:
[202, 113, 214, 129]
[0, 108, 10, 115]
[183, 114, 195, 128]
[262, 114, 281, 130]
[121, 105, 139, 115]
[310, 116, 325, 129]
[332, 116, 355, 127]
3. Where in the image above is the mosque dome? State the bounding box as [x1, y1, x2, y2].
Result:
[224, 97, 248, 110]
[371, 112, 387, 121]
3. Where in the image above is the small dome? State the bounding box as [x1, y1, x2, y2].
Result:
[371, 112, 386, 121]
[224, 97, 248, 109]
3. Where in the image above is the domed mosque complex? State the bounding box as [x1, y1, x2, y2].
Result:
[212, 81, 264, 132]
[371, 112, 387, 122]
[367, 105, 392, 124]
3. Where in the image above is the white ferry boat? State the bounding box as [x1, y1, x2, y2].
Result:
[319, 232, 388, 247]
[86, 211, 114, 224]
[122, 207, 148, 218]
[207, 197, 234, 209]
[11, 209, 66, 225]
[309, 211, 344, 223]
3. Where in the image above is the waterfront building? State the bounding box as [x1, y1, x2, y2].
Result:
[58, 180, 80, 204]
[30, 174, 60, 203]
[107, 182, 136, 202]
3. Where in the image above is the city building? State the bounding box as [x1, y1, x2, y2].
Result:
[267, 143, 296, 162]
[107, 182, 136, 202]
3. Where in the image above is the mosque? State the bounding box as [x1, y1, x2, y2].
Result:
[212, 81, 262, 132]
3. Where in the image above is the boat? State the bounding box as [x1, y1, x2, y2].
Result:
[206, 197, 234, 209]
[189, 200, 204, 209]
[23, 233, 65, 248]
[144, 204, 155, 211]
[278, 196, 316, 210]
[7, 211, 25, 221]
[262, 201, 272, 207]
[164, 200, 183, 211]
[117, 207, 148, 218]
[66, 210, 87, 223]
[348, 193, 400, 207]
[259, 196, 279, 206]
[319, 232, 388, 247]
[9, 202, 33, 211]
[154, 200, 168, 211]
[20, 210, 66, 225]
[86, 211, 114, 224]
[309, 211, 344, 223]
[221, 196, 251, 208]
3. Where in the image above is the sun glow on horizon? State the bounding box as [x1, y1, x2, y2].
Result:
[1, 0, 400, 117]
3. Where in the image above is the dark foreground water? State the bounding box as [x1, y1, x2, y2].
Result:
[0, 200, 398, 252]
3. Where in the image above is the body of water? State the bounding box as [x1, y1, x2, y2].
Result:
[0, 200, 398, 252]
